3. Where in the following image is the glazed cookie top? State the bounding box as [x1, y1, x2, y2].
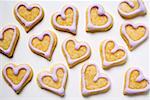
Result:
[3, 63, 32, 92]
[0, 25, 19, 55]
[87, 4, 113, 30]
[81, 63, 111, 95]
[118, 0, 146, 17]
[121, 22, 148, 47]
[124, 67, 150, 94]
[14, 2, 43, 27]
[52, 5, 78, 34]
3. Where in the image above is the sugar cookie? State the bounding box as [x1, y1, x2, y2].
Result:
[81, 63, 111, 96]
[0, 25, 20, 57]
[100, 39, 127, 69]
[86, 4, 113, 32]
[121, 22, 148, 51]
[62, 37, 91, 68]
[2, 63, 33, 94]
[29, 30, 57, 61]
[14, 2, 44, 32]
[37, 64, 68, 97]
[118, 0, 146, 19]
[52, 5, 78, 35]
[124, 67, 150, 95]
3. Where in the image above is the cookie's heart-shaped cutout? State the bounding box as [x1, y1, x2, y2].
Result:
[121, 23, 148, 51]
[124, 67, 150, 95]
[2, 63, 33, 94]
[118, 0, 146, 19]
[52, 5, 78, 35]
[100, 39, 127, 69]
[86, 4, 113, 32]
[37, 64, 68, 97]
[29, 30, 57, 61]
[62, 37, 91, 68]
[0, 25, 20, 57]
[81, 63, 111, 96]
[14, 2, 44, 32]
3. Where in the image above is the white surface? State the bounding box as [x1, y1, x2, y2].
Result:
[0, 0, 149, 100]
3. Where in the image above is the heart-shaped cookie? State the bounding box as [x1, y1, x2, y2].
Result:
[37, 64, 68, 97]
[121, 22, 148, 51]
[62, 37, 91, 68]
[86, 4, 113, 32]
[81, 63, 111, 96]
[0, 25, 20, 57]
[29, 30, 57, 61]
[124, 67, 150, 95]
[2, 63, 33, 94]
[118, 0, 146, 19]
[52, 5, 78, 35]
[14, 2, 44, 32]
[100, 39, 127, 69]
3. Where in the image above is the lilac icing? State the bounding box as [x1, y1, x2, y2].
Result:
[14, 2, 43, 27]
[52, 5, 78, 34]
[124, 67, 150, 94]
[87, 4, 113, 31]
[3, 63, 32, 92]
[29, 30, 56, 60]
[37, 64, 68, 96]
[102, 39, 127, 67]
[121, 22, 148, 48]
[62, 37, 91, 67]
[118, 0, 146, 17]
[0, 25, 18, 55]
[81, 63, 111, 95]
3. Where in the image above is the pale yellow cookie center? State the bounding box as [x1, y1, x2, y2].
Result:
[6, 68, 27, 85]
[105, 41, 125, 62]
[56, 8, 74, 26]
[18, 6, 40, 21]
[0, 29, 14, 50]
[129, 70, 148, 89]
[90, 7, 108, 26]
[84, 65, 108, 90]
[119, 0, 139, 13]
[42, 69, 64, 89]
[126, 25, 145, 41]
[32, 35, 50, 52]
[66, 40, 87, 59]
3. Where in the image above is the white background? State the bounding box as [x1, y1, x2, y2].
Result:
[0, 0, 149, 100]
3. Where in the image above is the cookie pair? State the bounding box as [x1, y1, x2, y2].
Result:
[81, 64, 150, 96]
[2, 63, 67, 96]
[51, 4, 113, 35]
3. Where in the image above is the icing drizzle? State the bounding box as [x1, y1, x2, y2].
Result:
[124, 67, 150, 94]
[0, 25, 19, 56]
[52, 5, 78, 34]
[87, 4, 113, 31]
[81, 63, 111, 95]
[121, 22, 148, 48]
[3, 63, 32, 92]
[118, 0, 146, 17]
[37, 64, 68, 96]
[14, 2, 43, 27]
[102, 39, 127, 67]
[62, 37, 91, 67]
[29, 30, 56, 60]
